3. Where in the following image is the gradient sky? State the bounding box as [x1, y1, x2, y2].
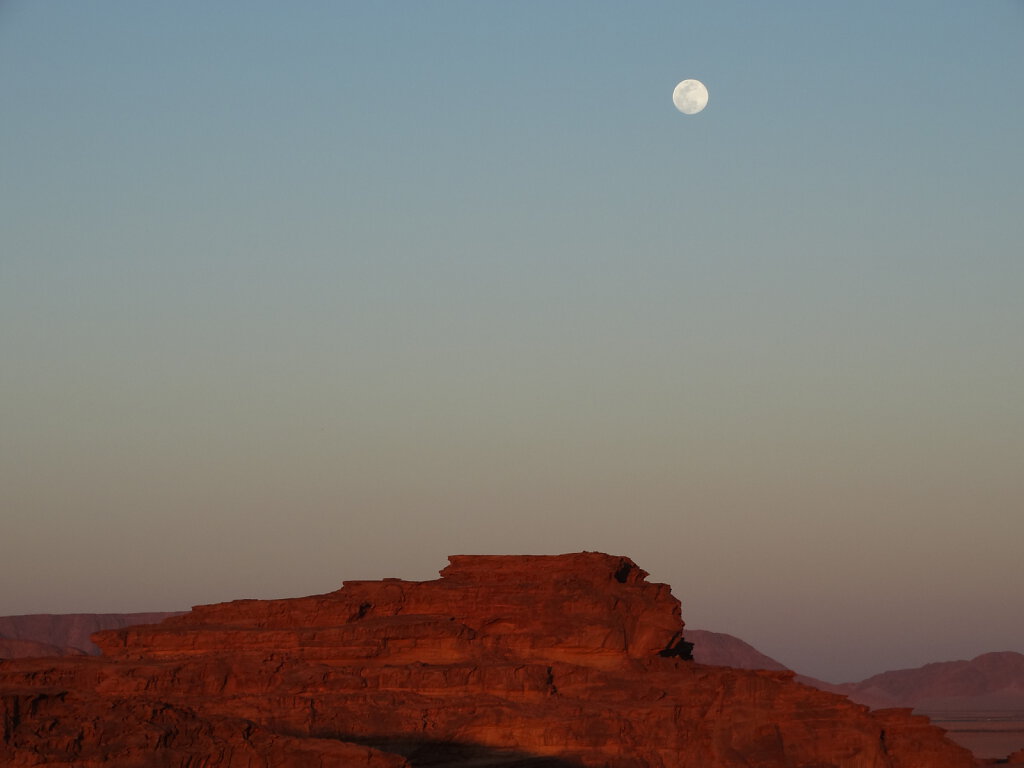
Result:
[1, 1, 1022, 683]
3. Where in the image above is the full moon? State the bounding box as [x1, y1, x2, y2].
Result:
[672, 79, 709, 115]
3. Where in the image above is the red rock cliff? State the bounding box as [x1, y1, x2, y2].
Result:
[0, 553, 976, 768]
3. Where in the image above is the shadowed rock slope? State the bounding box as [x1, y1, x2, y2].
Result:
[0, 553, 976, 768]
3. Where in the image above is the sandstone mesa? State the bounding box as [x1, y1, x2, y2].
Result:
[0, 553, 977, 768]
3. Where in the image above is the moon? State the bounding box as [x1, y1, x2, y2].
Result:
[672, 79, 708, 115]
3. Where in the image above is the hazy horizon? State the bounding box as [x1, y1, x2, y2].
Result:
[2, 555, 1022, 686]
[2, 1, 1022, 684]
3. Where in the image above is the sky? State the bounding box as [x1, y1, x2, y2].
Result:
[1, 1, 1021, 684]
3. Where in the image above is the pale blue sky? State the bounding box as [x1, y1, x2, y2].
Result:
[1, 1, 1022, 682]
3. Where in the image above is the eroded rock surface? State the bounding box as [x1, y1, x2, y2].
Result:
[0, 553, 976, 768]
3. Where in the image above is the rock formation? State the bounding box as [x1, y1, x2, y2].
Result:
[0, 553, 977, 768]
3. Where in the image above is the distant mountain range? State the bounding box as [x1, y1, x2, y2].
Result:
[686, 629, 790, 672]
[825, 651, 1024, 712]
[0, 636, 85, 659]
[2, 612, 1022, 713]
[687, 628, 1024, 713]
[0, 612, 184, 656]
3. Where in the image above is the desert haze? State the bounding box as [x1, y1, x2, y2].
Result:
[3, 3, 1021, 766]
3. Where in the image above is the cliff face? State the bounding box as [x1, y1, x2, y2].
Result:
[0, 553, 976, 768]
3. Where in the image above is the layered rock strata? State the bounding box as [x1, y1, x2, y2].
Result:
[0, 553, 976, 768]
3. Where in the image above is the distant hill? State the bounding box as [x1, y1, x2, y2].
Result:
[0, 612, 184, 656]
[687, 629, 790, 671]
[0, 636, 86, 660]
[831, 651, 1024, 711]
[687, 631, 1024, 713]
[664, 629, 1024, 760]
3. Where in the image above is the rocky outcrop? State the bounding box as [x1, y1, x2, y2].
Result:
[0, 553, 977, 768]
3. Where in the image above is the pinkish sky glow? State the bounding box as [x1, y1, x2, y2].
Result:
[1, 1, 1022, 683]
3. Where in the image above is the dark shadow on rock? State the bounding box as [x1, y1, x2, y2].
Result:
[658, 631, 695, 660]
[336, 735, 583, 768]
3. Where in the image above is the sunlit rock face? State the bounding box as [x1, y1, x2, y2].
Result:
[0, 553, 975, 768]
